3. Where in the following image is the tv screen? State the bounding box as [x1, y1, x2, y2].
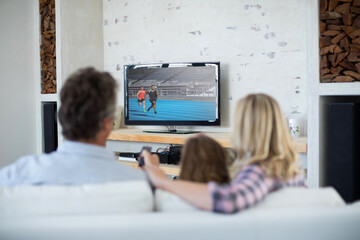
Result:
[124, 62, 220, 127]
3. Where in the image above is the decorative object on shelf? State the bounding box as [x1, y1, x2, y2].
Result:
[319, 0, 360, 83]
[287, 106, 302, 138]
[40, 0, 56, 94]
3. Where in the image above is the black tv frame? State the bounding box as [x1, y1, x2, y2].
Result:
[123, 62, 221, 129]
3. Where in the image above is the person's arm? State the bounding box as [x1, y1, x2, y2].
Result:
[208, 165, 271, 213]
[142, 151, 211, 210]
[137, 91, 140, 98]
[158, 176, 211, 210]
[142, 152, 271, 214]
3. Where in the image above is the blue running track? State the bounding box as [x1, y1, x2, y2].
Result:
[129, 98, 217, 121]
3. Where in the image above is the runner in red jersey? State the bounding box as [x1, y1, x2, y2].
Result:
[137, 87, 146, 112]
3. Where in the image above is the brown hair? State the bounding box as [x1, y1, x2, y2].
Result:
[58, 67, 118, 141]
[231, 93, 300, 181]
[179, 134, 230, 184]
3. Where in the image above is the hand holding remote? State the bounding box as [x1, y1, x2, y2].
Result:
[140, 149, 168, 190]
[138, 146, 152, 167]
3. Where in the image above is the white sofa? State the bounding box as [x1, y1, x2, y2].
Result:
[0, 181, 359, 240]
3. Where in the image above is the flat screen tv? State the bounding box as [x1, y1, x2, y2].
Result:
[124, 62, 220, 133]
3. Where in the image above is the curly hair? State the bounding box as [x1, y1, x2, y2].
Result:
[58, 67, 118, 140]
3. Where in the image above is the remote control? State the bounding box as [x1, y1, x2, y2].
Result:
[138, 146, 152, 167]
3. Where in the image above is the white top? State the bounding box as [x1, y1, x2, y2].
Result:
[0, 141, 145, 186]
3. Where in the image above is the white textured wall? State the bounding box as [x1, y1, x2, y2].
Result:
[60, 0, 104, 80]
[0, 0, 38, 167]
[103, 0, 308, 130]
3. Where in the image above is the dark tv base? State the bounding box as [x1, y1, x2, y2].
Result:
[143, 130, 200, 134]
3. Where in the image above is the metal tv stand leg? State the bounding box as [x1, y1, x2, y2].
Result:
[143, 126, 200, 134]
[167, 125, 177, 133]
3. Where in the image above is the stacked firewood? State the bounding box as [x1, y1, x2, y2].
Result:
[40, 0, 56, 93]
[320, 0, 360, 82]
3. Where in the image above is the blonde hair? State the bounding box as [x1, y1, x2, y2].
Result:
[230, 93, 300, 181]
[179, 134, 230, 184]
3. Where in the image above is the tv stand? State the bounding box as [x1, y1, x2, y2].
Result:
[107, 128, 307, 153]
[143, 126, 200, 134]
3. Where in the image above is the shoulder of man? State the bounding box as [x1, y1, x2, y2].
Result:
[0, 155, 41, 186]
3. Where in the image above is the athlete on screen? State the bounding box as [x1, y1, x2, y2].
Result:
[147, 85, 158, 114]
[137, 87, 146, 112]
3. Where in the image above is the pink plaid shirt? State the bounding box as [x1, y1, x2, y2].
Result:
[208, 164, 306, 214]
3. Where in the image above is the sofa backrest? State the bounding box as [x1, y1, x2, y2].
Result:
[0, 183, 346, 217]
[253, 187, 345, 210]
[155, 187, 346, 212]
[0, 181, 153, 217]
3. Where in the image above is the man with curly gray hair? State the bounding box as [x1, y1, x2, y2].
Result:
[0, 67, 145, 186]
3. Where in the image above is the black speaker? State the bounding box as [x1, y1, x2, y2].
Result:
[168, 145, 182, 165]
[43, 102, 58, 153]
[328, 102, 360, 203]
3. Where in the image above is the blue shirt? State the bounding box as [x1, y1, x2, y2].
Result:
[0, 141, 145, 186]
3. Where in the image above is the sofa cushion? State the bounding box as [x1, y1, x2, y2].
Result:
[1, 207, 360, 240]
[351, 200, 360, 209]
[155, 187, 345, 212]
[0, 181, 153, 217]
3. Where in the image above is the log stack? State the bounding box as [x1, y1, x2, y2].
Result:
[320, 0, 360, 83]
[40, 0, 56, 94]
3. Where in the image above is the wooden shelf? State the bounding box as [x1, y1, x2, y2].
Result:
[108, 128, 307, 153]
[318, 82, 360, 96]
[118, 160, 180, 176]
[40, 93, 58, 102]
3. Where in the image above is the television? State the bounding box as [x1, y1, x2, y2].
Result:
[124, 62, 220, 133]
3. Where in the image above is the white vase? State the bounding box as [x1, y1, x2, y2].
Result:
[287, 107, 302, 138]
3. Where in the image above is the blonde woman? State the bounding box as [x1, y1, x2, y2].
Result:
[142, 94, 306, 214]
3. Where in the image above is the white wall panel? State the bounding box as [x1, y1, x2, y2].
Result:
[103, 0, 308, 130]
[0, 0, 38, 167]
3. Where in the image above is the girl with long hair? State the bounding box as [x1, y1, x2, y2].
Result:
[179, 134, 230, 184]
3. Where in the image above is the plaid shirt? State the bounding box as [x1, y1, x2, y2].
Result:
[208, 164, 306, 214]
